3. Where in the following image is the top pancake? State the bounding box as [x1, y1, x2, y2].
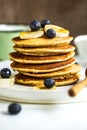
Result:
[12, 36, 73, 47]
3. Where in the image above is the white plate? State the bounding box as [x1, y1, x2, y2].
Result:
[0, 60, 87, 104]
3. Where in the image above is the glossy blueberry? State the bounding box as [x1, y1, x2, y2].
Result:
[41, 19, 51, 28]
[8, 103, 22, 115]
[45, 29, 56, 38]
[30, 20, 41, 31]
[44, 78, 55, 88]
[0, 68, 11, 78]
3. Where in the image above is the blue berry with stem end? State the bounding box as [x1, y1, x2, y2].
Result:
[30, 20, 41, 31]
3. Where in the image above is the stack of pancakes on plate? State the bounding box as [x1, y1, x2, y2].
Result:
[10, 23, 81, 87]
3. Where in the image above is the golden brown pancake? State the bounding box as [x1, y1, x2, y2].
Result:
[10, 58, 75, 73]
[13, 44, 75, 56]
[18, 64, 81, 78]
[15, 73, 79, 87]
[10, 51, 75, 64]
[12, 36, 73, 47]
[19, 73, 75, 80]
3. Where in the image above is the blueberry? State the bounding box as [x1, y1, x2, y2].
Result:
[75, 62, 79, 64]
[44, 78, 55, 88]
[45, 29, 56, 38]
[41, 19, 51, 28]
[0, 68, 11, 78]
[30, 20, 41, 31]
[8, 103, 22, 115]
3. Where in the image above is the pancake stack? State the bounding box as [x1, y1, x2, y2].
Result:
[10, 21, 81, 87]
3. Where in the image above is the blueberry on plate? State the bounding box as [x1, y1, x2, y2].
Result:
[0, 68, 11, 78]
[8, 103, 22, 115]
[41, 19, 51, 28]
[45, 29, 56, 38]
[44, 78, 55, 89]
[30, 20, 41, 31]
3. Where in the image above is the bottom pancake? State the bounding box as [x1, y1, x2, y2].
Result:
[15, 73, 79, 87]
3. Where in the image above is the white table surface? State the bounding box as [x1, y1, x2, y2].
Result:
[0, 100, 87, 130]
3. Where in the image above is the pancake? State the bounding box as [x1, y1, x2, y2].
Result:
[10, 51, 75, 64]
[13, 44, 75, 56]
[19, 73, 76, 80]
[15, 73, 79, 87]
[18, 64, 81, 78]
[10, 58, 75, 73]
[12, 36, 73, 47]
